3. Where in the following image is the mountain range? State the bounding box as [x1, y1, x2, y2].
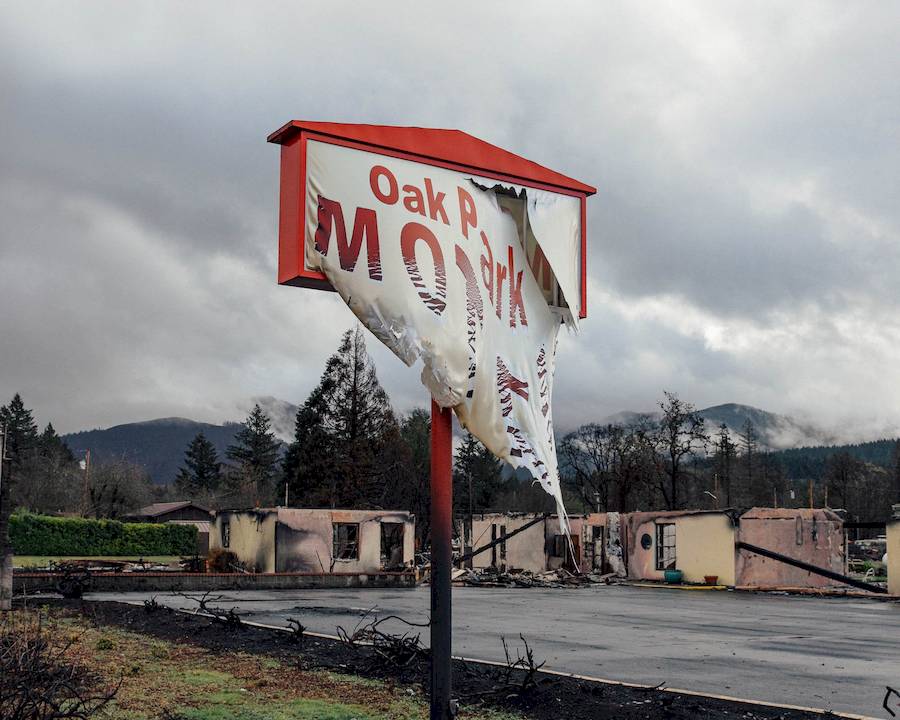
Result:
[61, 400, 882, 485]
[600, 403, 834, 450]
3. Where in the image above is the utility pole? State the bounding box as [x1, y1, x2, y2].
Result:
[0, 422, 11, 610]
[82, 449, 91, 517]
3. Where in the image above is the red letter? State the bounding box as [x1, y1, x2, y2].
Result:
[423, 178, 449, 225]
[314, 196, 382, 281]
[402, 184, 425, 216]
[401, 222, 447, 316]
[480, 231, 494, 312]
[495, 259, 508, 319]
[369, 165, 398, 205]
[508, 246, 527, 328]
[457, 186, 477, 239]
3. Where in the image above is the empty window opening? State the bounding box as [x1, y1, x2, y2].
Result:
[551, 534, 567, 558]
[591, 525, 605, 571]
[380, 522, 404, 569]
[655, 523, 676, 571]
[333, 523, 360, 560]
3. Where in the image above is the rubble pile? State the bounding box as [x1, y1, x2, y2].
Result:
[452, 566, 620, 588]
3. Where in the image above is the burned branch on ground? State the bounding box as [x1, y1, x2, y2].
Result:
[336, 613, 430, 671]
[286, 617, 307, 645]
[173, 590, 243, 630]
[500, 634, 546, 696]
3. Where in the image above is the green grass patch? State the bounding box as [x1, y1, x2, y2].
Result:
[179, 697, 388, 719]
[181, 670, 236, 686]
[13, 555, 182, 567]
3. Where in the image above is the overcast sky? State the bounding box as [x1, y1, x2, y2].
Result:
[1, 1, 898, 440]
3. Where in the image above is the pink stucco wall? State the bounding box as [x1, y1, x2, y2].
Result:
[735, 508, 845, 588]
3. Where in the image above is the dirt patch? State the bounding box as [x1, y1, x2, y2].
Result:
[48, 599, 840, 720]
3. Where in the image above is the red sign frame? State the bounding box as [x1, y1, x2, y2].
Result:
[269, 123, 594, 318]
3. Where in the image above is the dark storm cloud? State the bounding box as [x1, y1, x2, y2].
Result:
[1, 1, 899, 438]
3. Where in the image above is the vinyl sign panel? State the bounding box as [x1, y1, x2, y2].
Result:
[305, 139, 575, 521]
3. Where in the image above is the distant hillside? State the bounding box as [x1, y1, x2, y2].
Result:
[768, 438, 897, 480]
[63, 418, 244, 485]
[601, 403, 831, 450]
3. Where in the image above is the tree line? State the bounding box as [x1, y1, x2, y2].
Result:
[4, 326, 900, 543]
[559, 392, 900, 528]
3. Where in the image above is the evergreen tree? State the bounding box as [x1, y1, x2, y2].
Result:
[739, 420, 759, 504]
[893, 440, 900, 504]
[227, 404, 280, 504]
[1, 393, 39, 609]
[39, 422, 75, 463]
[282, 394, 334, 507]
[16, 423, 80, 512]
[713, 423, 736, 506]
[0, 393, 39, 474]
[453, 431, 505, 514]
[283, 326, 399, 508]
[825, 451, 864, 510]
[176, 432, 221, 496]
[398, 408, 431, 543]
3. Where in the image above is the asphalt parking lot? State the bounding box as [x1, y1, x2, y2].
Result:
[88, 584, 900, 718]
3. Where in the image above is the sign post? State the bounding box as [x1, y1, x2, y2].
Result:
[429, 400, 454, 719]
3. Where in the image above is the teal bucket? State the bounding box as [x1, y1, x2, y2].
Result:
[664, 569, 683, 584]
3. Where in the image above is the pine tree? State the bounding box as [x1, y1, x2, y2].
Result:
[176, 432, 221, 496]
[17, 423, 80, 512]
[0, 393, 39, 474]
[714, 423, 736, 507]
[398, 408, 431, 543]
[227, 404, 281, 504]
[454, 432, 505, 515]
[739, 420, 760, 506]
[1, 393, 39, 609]
[39, 422, 74, 463]
[283, 326, 399, 508]
[892, 440, 900, 505]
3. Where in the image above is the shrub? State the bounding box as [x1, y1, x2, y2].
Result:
[207, 548, 239, 573]
[1, 610, 119, 719]
[10, 513, 197, 556]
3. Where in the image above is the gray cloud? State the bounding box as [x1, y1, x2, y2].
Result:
[1, 1, 899, 441]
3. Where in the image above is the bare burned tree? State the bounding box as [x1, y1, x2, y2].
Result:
[1, 611, 120, 720]
[654, 392, 709, 510]
[560, 418, 657, 513]
[499, 633, 545, 696]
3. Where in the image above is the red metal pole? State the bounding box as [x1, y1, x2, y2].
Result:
[430, 399, 453, 720]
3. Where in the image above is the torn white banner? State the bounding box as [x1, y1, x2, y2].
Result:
[305, 139, 578, 526]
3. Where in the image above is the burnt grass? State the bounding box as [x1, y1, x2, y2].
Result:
[58, 599, 837, 720]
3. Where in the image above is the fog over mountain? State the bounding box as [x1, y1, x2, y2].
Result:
[600, 403, 833, 450]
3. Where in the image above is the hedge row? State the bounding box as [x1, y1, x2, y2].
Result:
[10, 513, 197, 556]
